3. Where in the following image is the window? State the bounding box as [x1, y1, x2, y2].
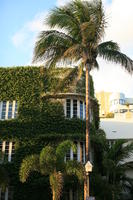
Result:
[120, 109, 127, 113]
[11, 142, 15, 161]
[72, 189, 78, 200]
[1, 190, 6, 200]
[64, 189, 78, 200]
[5, 142, 9, 162]
[0, 141, 15, 162]
[66, 149, 70, 161]
[108, 140, 116, 148]
[80, 101, 83, 119]
[1, 101, 7, 119]
[66, 99, 85, 119]
[0, 101, 18, 120]
[8, 102, 13, 119]
[66, 99, 71, 118]
[119, 99, 125, 105]
[114, 99, 118, 105]
[73, 100, 77, 118]
[14, 101, 18, 118]
[80, 142, 84, 163]
[73, 142, 77, 160]
[0, 187, 12, 200]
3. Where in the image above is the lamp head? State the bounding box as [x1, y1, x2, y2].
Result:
[85, 161, 93, 173]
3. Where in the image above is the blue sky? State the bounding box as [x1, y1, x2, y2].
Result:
[0, 0, 57, 66]
[1, 0, 133, 96]
[0, 0, 112, 67]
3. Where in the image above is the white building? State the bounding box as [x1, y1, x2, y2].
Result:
[100, 117, 133, 178]
[109, 92, 133, 114]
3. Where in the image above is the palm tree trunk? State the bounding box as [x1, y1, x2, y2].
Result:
[53, 190, 55, 200]
[85, 63, 90, 162]
[84, 176, 87, 200]
[84, 63, 91, 200]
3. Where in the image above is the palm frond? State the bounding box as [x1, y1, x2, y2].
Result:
[32, 30, 74, 64]
[107, 140, 133, 163]
[56, 140, 76, 162]
[40, 146, 56, 174]
[47, 3, 81, 41]
[98, 41, 133, 73]
[63, 44, 82, 60]
[91, 59, 99, 70]
[72, 0, 106, 44]
[65, 160, 84, 183]
[19, 154, 40, 183]
[90, 0, 106, 43]
[55, 66, 83, 93]
[98, 41, 120, 52]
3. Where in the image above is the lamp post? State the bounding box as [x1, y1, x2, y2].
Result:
[85, 161, 93, 200]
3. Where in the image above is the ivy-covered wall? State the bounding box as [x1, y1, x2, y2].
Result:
[0, 66, 99, 200]
[0, 66, 98, 139]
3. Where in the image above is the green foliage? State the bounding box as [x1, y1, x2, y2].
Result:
[65, 160, 84, 183]
[0, 66, 43, 109]
[0, 66, 98, 199]
[105, 112, 114, 118]
[0, 66, 96, 141]
[91, 138, 133, 200]
[0, 164, 9, 191]
[33, 0, 133, 72]
[56, 140, 76, 162]
[20, 141, 83, 200]
[40, 146, 57, 174]
[20, 155, 40, 183]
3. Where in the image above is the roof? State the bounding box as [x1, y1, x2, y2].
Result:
[41, 92, 85, 99]
[100, 118, 133, 140]
[41, 92, 96, 102]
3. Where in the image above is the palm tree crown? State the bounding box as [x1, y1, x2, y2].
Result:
[33, 0, 133, 72]
[32, 2, 133, 198]
[33, 0, 133, 162]
[20, 140, 84, 200]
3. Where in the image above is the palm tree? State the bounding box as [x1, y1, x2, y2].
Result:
[91, 139, 133, 200]
[32, 0, 133, 165]
[19, 140, 84, 200]
[103, 140, 133, 200]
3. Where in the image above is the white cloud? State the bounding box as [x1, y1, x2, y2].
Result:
[56, 0, 109, 7]
[91, 0, 133, 96]
[12, 12, 48, 49]
[91, 58, 133, 97]
[12, 31, 28, 48]
[27, 13, 46, 32]
[105, 0, 133, 51]
[56, 0, 71, 6]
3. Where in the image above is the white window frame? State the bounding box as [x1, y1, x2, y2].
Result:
[0, 141, 14, 162]
[0, 101, 17, 120]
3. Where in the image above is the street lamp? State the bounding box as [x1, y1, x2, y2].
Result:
[85, 161, 93, 200]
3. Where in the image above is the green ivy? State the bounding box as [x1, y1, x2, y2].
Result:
[0, 66, 99, 200]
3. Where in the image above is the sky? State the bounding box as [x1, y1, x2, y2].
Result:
[0, 0, 133, 96]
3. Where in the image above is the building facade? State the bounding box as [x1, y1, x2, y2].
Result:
[95, 91, 111, 117]
[96, 91, 133, 118]
[0, 66, 98, 200]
